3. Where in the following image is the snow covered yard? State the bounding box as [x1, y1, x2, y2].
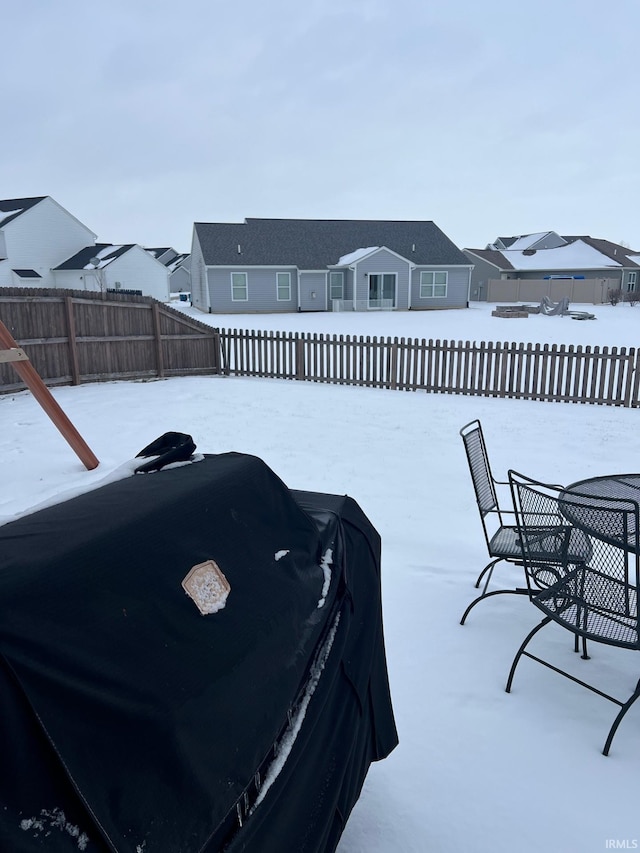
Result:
[2, 300, 640, 853]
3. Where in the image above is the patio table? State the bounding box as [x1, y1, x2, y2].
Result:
[559, 474, 640, 554]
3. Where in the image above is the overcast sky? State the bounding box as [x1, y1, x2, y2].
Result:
[3, 0, 639, 253]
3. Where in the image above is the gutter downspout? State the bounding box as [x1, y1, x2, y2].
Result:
[350, 266, 357, 310]
[408, 262, 415, 309]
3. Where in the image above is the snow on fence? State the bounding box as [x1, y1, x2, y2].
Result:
[215, 328, 640, 408]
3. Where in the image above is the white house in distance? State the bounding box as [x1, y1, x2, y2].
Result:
[145, 248, 191, 293]
[0, 196, 171, 301]
[53, 244, 170, 302]
[0, 196, 97, 288]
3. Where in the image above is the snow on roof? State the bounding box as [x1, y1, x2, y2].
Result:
[627, 254, 640, 266]
[506, 232, 552, 251]
[0, 208, 24, 227]
[336, 246, 380, 265]
[503, 239, 622, 270]
[83, 245, 124, 270]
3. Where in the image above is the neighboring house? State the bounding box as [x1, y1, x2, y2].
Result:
[465, 232, 640, 302]
[53, 244, 170, 302]
[145, 247, 191, 293]
[191, 218, 472, 313]
[0, 196, 97, 288]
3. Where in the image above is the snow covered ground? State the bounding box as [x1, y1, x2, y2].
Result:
[2, 300, 640, 853]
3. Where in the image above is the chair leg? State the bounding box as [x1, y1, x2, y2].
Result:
[602, 677, 640, 757]
[580, 636, 590, 660]
[460, 587, 531, 626]
[475, 558, 501, 592]
[505, 616, 553, 693]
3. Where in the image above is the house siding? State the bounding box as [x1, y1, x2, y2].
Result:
[411, 267, 470, 309]
[0, 198, 96, 288]
[299, 272, 327, 311]
[190, 238, 209, 311]
[350, 248, 411, 309]
[53, 246, 170, 301]
[208, 267, 299, 313]
[465, 252, 503, 301]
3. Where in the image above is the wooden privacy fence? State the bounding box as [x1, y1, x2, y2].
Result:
[0, 288, 219, 392]
[216, 328, 640, 408]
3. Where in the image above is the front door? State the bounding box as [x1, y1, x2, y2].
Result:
[368, 274, 396, 309]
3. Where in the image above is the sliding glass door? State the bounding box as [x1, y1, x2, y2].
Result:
[368, 274, 396, 309]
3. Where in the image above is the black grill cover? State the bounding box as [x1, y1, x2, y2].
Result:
[0, 453, 397, 852]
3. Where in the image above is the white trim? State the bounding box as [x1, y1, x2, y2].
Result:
[407, 261, 415, 310]
[329, 245, 412, 268]
[419, 270, 448, 299]
[329, 270, 344, 301]
[231, 271, 248, 301]
[367, 272, 397, 309]
[276, 271, 291, 301]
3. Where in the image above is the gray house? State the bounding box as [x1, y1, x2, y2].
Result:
[191, 218, 472, 313]
[465, 232, 640, 302]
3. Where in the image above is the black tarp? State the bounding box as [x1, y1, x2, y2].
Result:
[0, 453, 397, 852]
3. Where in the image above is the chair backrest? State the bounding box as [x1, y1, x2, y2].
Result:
[509, 470, 640, 605]
[460, 420, 499, 518]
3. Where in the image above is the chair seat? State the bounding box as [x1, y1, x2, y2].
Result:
[489, 525, 592, 562]
[533, 567, 640, 649]
[488, 525, 522, 558]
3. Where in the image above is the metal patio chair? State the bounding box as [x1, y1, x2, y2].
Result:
[507, 470, 640, 756]
[459, 420, 591, 625]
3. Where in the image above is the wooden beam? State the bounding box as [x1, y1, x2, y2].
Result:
[0, 347, 29, 364]
[0, 319, 99, 471]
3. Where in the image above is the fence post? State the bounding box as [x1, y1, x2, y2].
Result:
[64, 296, 81, 385]
[389, 338, 398, 390]
[152, 303, 164, 378]
[624, 348, 637, 408]
[295, 337, 305, 380]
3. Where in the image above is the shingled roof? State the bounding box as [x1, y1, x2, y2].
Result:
[463, 248, 515, 270]
[54, 244, 136, 270]
[194, 218, 469, 269]
[0, 197, 46, 229]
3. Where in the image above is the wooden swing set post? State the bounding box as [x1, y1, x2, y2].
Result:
[0, 319, 99, 471]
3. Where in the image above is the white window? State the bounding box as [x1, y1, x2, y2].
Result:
[231, 272, 248, 301]
[627, 271, 637, 292]
[330, 271, 344, 300]
[277, 272, 291, 301]
[420, 271, 448, 298]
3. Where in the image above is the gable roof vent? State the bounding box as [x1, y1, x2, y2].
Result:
[237, 244, 242, 254]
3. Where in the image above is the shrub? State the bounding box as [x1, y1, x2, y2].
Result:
[623, 290, 638, 307]
[607, 287, 623, 306]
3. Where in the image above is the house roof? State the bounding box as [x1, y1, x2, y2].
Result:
[166, 253, 189, 272]
[463, 249, 515, 270]
[504, 232, 558, 251]
[564, 236, 640, 268]
[54, 244, 136, 271]
[194, 218, 470, 269]
[0, 197, 46, 228]
[467, 234, 640, 272]
[501, 239, 623, 270]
